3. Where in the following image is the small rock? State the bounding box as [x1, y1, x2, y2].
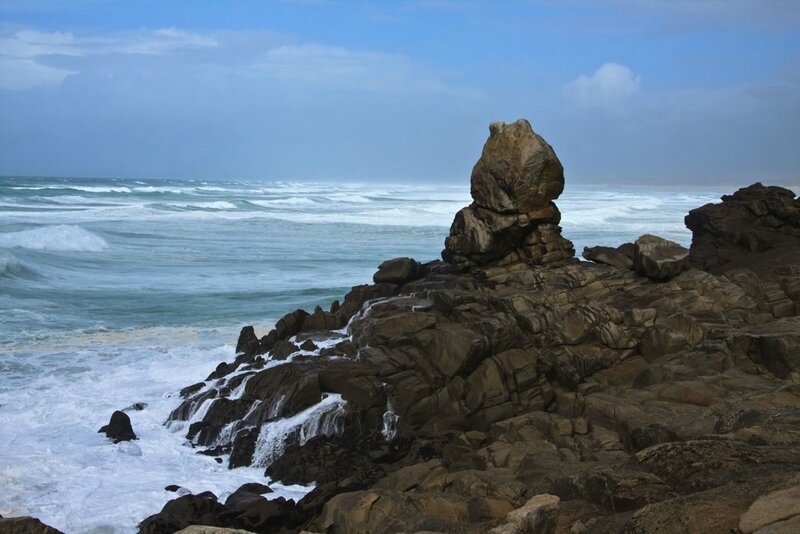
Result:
[633, 234, 690, 281]
[572, 417, 589, 435]
[98, 410, 137, 443]
[125, 402, 147, 411]
[165, 484, 182, 492]
[299, 339, 317, 351]
[502, 493, 560, 534]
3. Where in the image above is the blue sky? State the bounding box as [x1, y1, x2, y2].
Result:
[0, 0, 798, 184]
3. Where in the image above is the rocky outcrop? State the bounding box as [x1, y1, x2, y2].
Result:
[145, 122, 800, 534]
[443, 120, 574, 271]
[685, 182, 800, 275]
[98, 410, 137, 443]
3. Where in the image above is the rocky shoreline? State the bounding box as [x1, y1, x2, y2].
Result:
[6, 120, 799, 534]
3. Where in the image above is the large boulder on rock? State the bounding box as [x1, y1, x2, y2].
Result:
[633, 234, 690, 281]
[471, 120, 564, 213]
[98, 410, 137, 443]
[685, 183, 800, 275]
[443, 120, 574, 271]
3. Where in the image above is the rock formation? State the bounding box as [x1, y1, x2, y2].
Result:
[685, 182, 800, 275]
[98, 410, 137, 443]
[443, 120, 574, 271]
[137, 124, 800, 534]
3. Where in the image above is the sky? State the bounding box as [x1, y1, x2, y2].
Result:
[0, 0, 798, 185]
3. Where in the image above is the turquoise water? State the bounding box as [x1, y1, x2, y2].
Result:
[0, 176, 737, 532]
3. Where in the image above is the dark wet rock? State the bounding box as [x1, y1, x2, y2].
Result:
[139, 492, 226, 534]
[0, 516, 64, 534]
[686, 183, 800, 275]
[125, 402, 148, 411]
[269, 339, 299, 361]
[98, 410, 137, 443]
[235, 326, 258, 355]
[373, 257, 421, 285]
[633, 234, 690, 281]
[165, 484, 182, 492]
[180, 382, 205, 398]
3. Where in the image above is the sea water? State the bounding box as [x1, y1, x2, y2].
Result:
[0, 176, 758, 532]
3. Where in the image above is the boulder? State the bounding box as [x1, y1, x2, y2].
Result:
[492, 494, 560, 534]
[471, 120, 564, 213]
[98, 410, 137, 443]
[443, 120, 574, 271]
[583, 243, 634, 270]
[235, 326, 258, 355]
[633, 234, 689, 281]
[373, 257, 421, 285]
[139, 492, 226, 534]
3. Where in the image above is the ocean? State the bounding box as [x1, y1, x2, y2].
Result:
[0, 176, 740, 532]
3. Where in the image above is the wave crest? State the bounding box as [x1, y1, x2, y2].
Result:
[0, 225, 109, 252]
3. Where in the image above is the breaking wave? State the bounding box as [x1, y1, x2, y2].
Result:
[0, 225, 109, 252]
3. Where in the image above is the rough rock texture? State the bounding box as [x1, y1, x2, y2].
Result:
[98, 410, 137, 443]
[443, 120, 574, 271]
[0, 517, 64, 534]
[144, 123, 800, 534]
[633, 234, 690, 281]
[685, 182, 800, 275]
[583, 243, 634, 271]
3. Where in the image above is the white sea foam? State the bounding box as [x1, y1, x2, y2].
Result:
[70, 186, 132, 194]
[133, 186, 185, 194]
[0, 225, 108, 252]
[0, 327, 312, 533]
[251, 393, 347, 468]
[249, 197, 317, 207]
[164, 201, 237, 210]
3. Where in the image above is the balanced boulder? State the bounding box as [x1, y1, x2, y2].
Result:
[443, 119, 574, 271]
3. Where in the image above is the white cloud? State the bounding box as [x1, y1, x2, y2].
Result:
[249, 44, 467, 95]
[0, 27, 471, 96]
[563, 62, 641, 111]
[0, 57, 76, 89]
[0, 27, 218, 90]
